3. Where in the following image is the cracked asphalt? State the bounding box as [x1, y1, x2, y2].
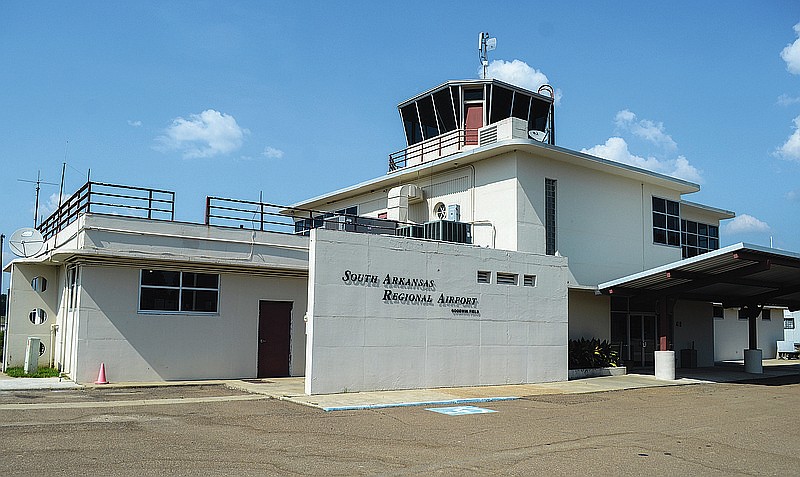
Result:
[1, 378, 799, 475]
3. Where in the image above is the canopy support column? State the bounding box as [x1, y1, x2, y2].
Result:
[742, 304, 763, 374]
[655, 297, 676, 380]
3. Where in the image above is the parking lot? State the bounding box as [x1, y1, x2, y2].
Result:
[1, 375, 800, 476]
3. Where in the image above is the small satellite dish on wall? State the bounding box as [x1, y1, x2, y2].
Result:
[8, 227, 44, 258]
[529, 130, 548, 142]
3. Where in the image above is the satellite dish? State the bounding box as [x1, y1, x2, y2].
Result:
[8, 227, 44, 258]
[529, 130, 549, 142]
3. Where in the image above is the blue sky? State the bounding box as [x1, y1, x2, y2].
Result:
[1, 1, 799, 281]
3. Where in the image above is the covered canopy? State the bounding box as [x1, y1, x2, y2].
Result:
[597, 243, 800, 311]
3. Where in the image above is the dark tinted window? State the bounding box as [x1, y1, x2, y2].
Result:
[141, 270, 180, 287]
[140, 288, 179, 311]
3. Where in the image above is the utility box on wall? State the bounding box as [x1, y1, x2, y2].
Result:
[447, 204, 460, 222]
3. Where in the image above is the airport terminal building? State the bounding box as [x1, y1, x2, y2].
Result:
[4, 78, 799, 393]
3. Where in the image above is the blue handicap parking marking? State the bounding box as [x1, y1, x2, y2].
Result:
[426, 405, 497, 416]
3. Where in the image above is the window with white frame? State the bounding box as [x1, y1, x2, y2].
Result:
[139, 270, 219, 313]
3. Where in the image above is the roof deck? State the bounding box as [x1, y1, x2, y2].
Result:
[33, 181, 473, 257]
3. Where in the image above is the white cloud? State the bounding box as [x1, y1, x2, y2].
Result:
[775, 115, 800, 161]
[155, 109, 248, 159]
[723, 214, 770, 234]
[581, 137, 702, 183]
[786, 190, 799, 201]
[614, 109, 677, 150]
[781, 22, 800, 75]
[777, 94, 800, 106]
[262, 146, 284, 159]
[483, 59, 562, 104]
[583, 110, 702, 182]
[38, 192, 70, 219]
[127, 120, 142, 127]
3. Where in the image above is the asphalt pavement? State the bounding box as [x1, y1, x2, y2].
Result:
[2, 373, 800, 475]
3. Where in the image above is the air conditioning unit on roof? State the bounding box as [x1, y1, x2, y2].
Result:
[423, 220, 472, 244]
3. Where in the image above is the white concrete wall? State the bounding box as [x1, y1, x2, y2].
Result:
[673, 301, 715, 367]
[567, 289, 610, 340]
[516, 150, 684, 287]
[71, 264, 307, 383]
[680, 203, 725, 227]
[3, 263, 61, 370]
[305, 228, 569, 395]
[81, 214, 309, 271]
[472, 156, 519, 251]
[714, 308, 786, 361]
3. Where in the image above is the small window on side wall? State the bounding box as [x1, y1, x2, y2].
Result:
[31, 276, 47, 292]
[29, 308, 47, 325]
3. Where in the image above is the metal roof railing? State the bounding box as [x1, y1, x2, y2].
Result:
[37, 181, 175, 240]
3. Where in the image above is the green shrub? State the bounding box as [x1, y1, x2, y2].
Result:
[5, 366, 60, 378]
[568, 338, 620, 369]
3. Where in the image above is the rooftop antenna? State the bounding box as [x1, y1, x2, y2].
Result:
[478, 32, 497, 79]
[17, 171, 58, 227]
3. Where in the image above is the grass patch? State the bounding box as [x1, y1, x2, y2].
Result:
[5, 367, 60, 378]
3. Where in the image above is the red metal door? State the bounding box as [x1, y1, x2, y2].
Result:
[464, 104, 483, 145]
[257, 301, 293, 377]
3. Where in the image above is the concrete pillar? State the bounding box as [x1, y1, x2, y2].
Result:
[748, 311, 758, 350]
[654, 350, 676, 380]
[744, 348, 763, 374]
[24, 337, 40, 374]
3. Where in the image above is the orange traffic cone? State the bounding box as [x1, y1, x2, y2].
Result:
[94, 363, 108, 384]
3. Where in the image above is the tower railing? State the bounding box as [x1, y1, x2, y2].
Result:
[388, 129, 465, 172]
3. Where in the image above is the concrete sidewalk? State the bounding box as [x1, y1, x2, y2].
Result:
[227, 360, 800, 411]
[3, 360, 798, 410]
[0, 376, 81, 391]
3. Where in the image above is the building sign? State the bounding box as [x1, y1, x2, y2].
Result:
[341, 269, 479, 314]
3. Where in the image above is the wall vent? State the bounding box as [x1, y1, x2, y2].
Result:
[477, 270, 491, 284]
[496, 272, 518, 286]
[523, 275, 537, 287]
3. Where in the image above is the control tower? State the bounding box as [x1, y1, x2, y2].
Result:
[389, 79, 555, 172]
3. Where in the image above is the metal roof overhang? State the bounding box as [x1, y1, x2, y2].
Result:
[597, 243, 800, 311]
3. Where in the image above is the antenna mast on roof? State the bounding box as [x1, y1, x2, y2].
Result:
[478, 32, 497, 79]
[17, 171, 59, 227]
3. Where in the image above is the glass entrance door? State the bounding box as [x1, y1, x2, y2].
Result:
[629, 314, 657, 367]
